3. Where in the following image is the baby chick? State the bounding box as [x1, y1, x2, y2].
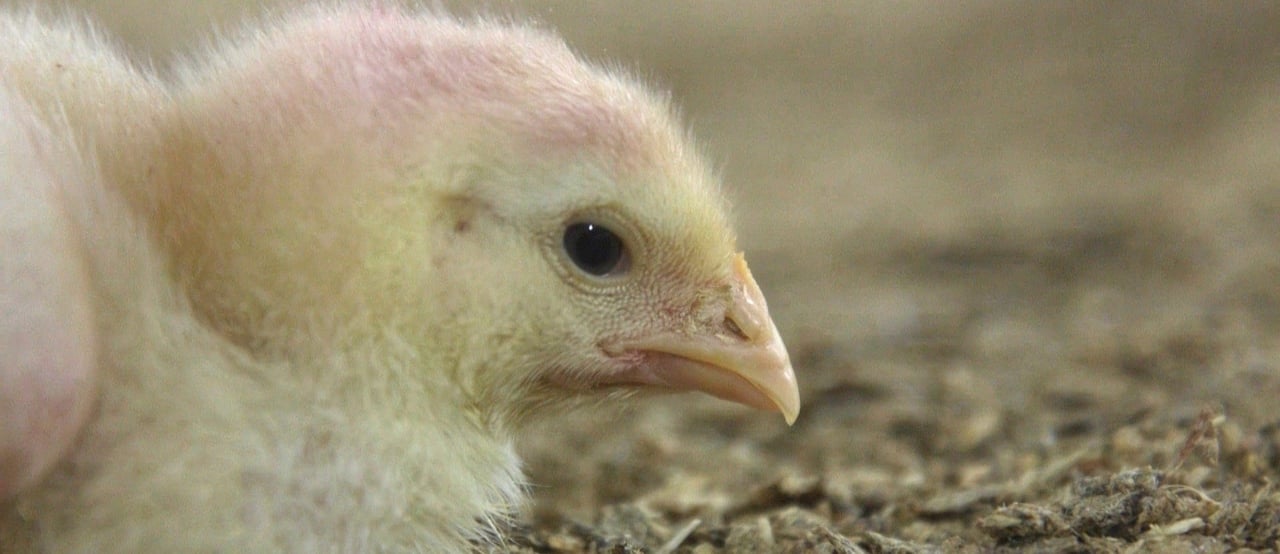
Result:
[0, 4, 798, 552]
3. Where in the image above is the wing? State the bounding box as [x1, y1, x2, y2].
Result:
[0, 86, 98, 497]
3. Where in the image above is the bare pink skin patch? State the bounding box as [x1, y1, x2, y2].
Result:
[0, 88, 99, 497]
[186, 7, 680, 180]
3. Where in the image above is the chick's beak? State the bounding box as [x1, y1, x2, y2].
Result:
[607, 253, 800, 424]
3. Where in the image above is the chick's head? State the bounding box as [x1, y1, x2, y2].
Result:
[166, 7, 798, 428]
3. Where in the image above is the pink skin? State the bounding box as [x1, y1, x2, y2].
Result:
[185, 7, 676, 180]
[0, 91, 99, 497]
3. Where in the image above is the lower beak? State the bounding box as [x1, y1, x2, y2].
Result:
[606, 253, 800, 424]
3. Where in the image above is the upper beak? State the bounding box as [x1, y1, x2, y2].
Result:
[607, 253, 800, 424]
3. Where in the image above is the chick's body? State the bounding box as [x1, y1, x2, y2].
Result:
[1, 5, 797, 552]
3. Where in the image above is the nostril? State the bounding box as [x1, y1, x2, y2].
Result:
[725, 252, 775, 343]
[723, 315, 750, 341]
[725, 292, 766, 343]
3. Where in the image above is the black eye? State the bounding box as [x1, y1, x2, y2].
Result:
[563, 222, 628, 277]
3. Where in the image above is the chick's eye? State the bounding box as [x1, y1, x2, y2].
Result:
[563, 222, 628, 277]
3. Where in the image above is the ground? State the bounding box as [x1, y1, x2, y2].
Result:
[29, 1, 1280, 551]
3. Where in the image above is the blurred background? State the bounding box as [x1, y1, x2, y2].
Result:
[14, 0, 1280, 545]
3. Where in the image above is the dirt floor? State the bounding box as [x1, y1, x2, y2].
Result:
[21, 1, 1280, 551]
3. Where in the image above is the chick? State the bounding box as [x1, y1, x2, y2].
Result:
[1, 5, 799, 552]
